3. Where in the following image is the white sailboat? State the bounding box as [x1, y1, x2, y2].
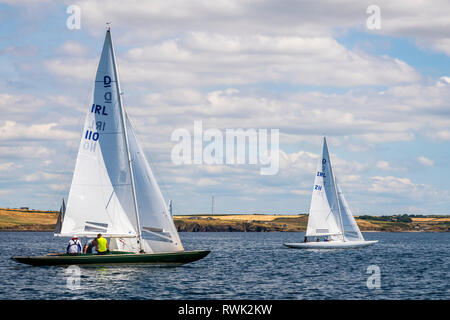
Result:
[13, 28, 210, 266]
[284, 137, 378, 249]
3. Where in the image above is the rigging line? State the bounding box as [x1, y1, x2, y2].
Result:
[126, 111, 175, 210]
[109, 30, 142, 251]
[105, 189, 114, 210]
[94, 108, 127, 231]
[172, 201, 181, 216]
[328, 153, 345, 241]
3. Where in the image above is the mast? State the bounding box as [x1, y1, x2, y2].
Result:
[168, 200, 173, 216]
[325, 138, 345, 241]
[108, 27, 143, 252]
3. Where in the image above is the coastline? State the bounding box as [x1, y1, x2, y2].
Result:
[1, 208, 449, 232]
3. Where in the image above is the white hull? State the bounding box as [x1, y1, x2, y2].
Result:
[283, 240, 378, 249]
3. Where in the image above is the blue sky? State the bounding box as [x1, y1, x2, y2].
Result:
[0, 0, 450, 215]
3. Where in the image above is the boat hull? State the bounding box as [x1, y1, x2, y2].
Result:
[12, 250, 210, 266]
[283, 240, 378, 249]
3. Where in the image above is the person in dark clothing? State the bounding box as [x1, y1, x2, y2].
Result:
[83, 238, 98, 254]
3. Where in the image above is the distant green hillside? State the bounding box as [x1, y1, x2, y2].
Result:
[0, 208, 449, 232]
[174, 214, 450, 232]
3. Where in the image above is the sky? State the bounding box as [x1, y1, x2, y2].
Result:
[0, 0, 449, 215]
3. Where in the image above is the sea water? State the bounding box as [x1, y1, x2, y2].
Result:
[0, 232, 448, 299]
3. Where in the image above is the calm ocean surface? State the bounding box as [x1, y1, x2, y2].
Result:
[0, 232, 448, 300]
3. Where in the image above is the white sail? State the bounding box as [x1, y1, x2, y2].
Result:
[305, 137, 365, 242]
[54, 198, 66, 234]
[126, 116, 183, 252]
[285, 137, 377, 249]
[321, 138, 344, 235]
[336, 181, 364, 241]
[305, 138, 342, 237]
[58, 29, 184, 254]
[58, 30, 138, 238]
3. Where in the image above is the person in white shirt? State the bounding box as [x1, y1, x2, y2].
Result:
[66, 236, 82, 255]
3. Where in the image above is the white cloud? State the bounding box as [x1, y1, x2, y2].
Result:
[24, 172, 62, 182]
[7, 0, 450, 58]
[368, 175, 447, 203]
[45, 29, 420, 88]
[58, 41, 89, 56]
[417, 156, 434, 167]
[0, 45, 38, 57]
[74, 0, 353, 40]
[45, 58, 96, 81]
[0, 121, 78, 141]
[0, 146, 54, 158]
[429, 130, 450, 141]
[0, 93, 45, 114]
[361, 132, 415, 143]
[3, 0, 450, 213]
[0, 162, 15, 171]
[67, 0, 450, 59]
[369, 176, 416, 194]
[116, 34, 420, 87]
[196, 178, 219, 187]
[134, 82, 447, 145]
[290, 189, 310, 196]
[49, 183, 68, 191]
[376, 160, 392, 170]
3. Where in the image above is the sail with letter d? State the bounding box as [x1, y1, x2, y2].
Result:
[305, 137, 365, 242]
[306, 138, 342, 238]
[57, 29, 183, 253]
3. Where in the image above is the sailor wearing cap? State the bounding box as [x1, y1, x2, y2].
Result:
[66, 235, 82, 255]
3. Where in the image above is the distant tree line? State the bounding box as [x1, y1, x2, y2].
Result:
[358, 214, 413, 223]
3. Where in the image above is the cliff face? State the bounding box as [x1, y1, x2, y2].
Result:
[173, 215, 450, 232]
[174, 215, 307, 232]
[176, 221, 286, 232]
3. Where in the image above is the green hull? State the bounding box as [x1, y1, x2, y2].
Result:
[13, 250, 210, 266]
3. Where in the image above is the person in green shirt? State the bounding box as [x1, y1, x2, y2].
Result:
[96, 233, 109, 255]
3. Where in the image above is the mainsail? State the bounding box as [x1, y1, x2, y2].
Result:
[306, 138, 342, 238]
[57, 29, 182, 253]
[305, 137, 365, 242]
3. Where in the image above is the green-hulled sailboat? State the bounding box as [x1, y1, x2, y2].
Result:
[13, 27, 210, 266]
